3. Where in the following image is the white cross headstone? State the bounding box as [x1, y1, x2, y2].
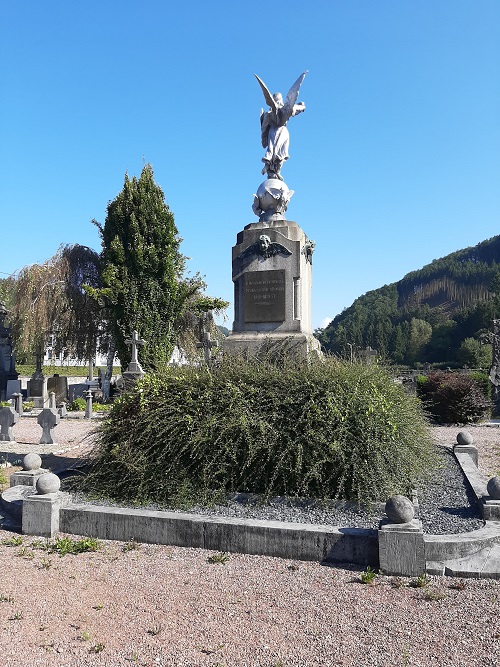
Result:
[125, 330, 145, 373]
[196, 330, 219, 365]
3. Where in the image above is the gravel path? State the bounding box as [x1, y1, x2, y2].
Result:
[1, 421, 500, 666]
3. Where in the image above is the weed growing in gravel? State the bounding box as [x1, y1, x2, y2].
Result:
[0, 594, 14, 603]
[9, 611, 23, 620]
[421, 589, 446, 601]
[360, 566, 377, 585]
[45, 536, 99, 556]
[410, 573, 431, 588]
[17, 547, 34, 559]
[39, 557, 52, 569]
[122, 539, 141, 552]
[207, 552, 230, 565]
[147, 624, 163, 636]
[390, 577, 406, 589]
[89, 643, 105, 653]
[80, 630, 91, 641]
[2, 536, 23, 547]
[93, 603, 104, 610]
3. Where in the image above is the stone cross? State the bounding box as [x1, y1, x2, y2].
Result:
[125, 330, 145, 373]
[196, 330, 219, 365]
[0, 406, 19, 442]
[37, 408, 60, 445]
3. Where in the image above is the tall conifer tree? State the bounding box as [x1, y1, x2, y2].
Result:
[94, 164, 201, 371]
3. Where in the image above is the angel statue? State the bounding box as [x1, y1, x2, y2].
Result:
[255, 71, 307, 180]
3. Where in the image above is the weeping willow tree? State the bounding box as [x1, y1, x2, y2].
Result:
[11, 245, 104, 367]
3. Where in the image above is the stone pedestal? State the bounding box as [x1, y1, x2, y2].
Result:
[378, 519, 425, 577]
[223, 219, 321, 358]
[22, 493, 65, 538]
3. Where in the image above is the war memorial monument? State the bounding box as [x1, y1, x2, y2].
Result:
[223, 72, 321, 358]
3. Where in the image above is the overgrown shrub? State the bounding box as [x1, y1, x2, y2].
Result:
[417, 370, 491, 424]
[79, 357, 436, 506]
[68, 397, 86, 411]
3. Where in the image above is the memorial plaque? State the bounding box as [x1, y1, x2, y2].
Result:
[244, 270, 286, 323]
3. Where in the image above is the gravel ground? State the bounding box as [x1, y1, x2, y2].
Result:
[1, 420, 500, 666]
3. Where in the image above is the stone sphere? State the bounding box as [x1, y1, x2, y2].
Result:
[456, 431, 474, 446]
[22, 453, 42, 471]
[385, 495, 415, 523]
[254, 179, 293, 220]
[487, 476, 500, 500]
[36, 472, 61, 495]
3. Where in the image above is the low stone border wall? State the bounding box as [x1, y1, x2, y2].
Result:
[59, 504, 379, 566]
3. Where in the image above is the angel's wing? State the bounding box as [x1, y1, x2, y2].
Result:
[254, 74, 277, 113]
[284, 71, 308, 112]
[269, 243, 292, 257]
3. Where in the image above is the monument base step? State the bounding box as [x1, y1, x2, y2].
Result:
[223, 331, 321, 359]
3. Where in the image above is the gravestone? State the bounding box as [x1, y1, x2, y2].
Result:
[0, 406, 19, 442]
[37, 408, 60, 445]
[28, 356, 48, 408]
[222, 73, 320, 359]
[47, 375, 68, 405]
[6, 379, 21, 400]
[196, 330, 219, 365]
[122, 330, 146, 389]
[0, 302, 19, 401]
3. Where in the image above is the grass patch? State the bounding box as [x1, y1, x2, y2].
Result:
[78, 356, 436, 507]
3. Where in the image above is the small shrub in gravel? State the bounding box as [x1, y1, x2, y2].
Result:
[79, 356, 436, 507]
[417, 371, 491, 424]
[68, 397, 86, 411]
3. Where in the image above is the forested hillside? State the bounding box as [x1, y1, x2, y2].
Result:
[317, 235, 500, 367]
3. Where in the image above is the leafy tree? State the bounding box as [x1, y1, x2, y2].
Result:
[406, 318, 432, 365]
[10, 245, 103, 367]
[0, 278, 16, 309]
[458, 337, 492, 368]
[91, 164, 217, 373]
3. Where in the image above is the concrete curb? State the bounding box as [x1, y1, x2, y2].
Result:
[59, 504, 379, 566]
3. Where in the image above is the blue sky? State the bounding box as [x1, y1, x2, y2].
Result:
[1, 1, 499, 330]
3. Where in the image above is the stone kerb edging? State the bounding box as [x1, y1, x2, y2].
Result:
[57, 504, 379, 566]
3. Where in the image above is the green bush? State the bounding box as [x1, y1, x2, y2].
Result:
[79, 357, 436, 507]
[417, 370, 491, 424]
[93, 402, 112, 412]
[68, 397, 86, 411]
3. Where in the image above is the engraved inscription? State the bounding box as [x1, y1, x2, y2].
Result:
[243, 270, 286, 323]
